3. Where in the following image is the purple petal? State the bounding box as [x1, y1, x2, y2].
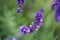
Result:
[16, 0, 24, 7]
[12, 37, 16, 40]
[20, 26, 30, 34]
[51, 2, 58, 10]
[16, 7, 23, 14]
[35, 9, 43, 26]
[55, 3, 60, 22]
[57, 0, 60, 2]
[34, 25, 40, 31]
[29, 22, 35, 33]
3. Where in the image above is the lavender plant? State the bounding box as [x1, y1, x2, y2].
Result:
[20, 9, 44, 35]
[0, 0, 60, 40]
[16, 0, 24, 14]
[52, 0, 60, 22]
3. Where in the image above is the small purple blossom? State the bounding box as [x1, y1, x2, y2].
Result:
[34, 25, 40, 31]
[12, 37, 16, 40]
[35, 9, 43, 26]
[16, 0, 24, 7]
[20, 26, 30, 34]
[29, 22, 40, 33]
[16, 7, 23, 14]
[29, 22, 35, 33]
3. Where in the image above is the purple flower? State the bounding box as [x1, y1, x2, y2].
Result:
[34, 25, 40, 31]
[35, 9, 43, 26]
[12, 37, 16, 40]
[16, 0, 24, 7]
[51, 0, 60, 10]
[16, 0, 24, 14]
[55, 13, 60, 22]
[56, 0, 60, 2]
[29, 22, 35, 33]
[51, 2, 58, 10]
[16, 7, 23, 14]
[29, 22, 40, 33]
[55, 2, 60, 22]
[19, 9, 44, 34]
[52, 0, 60, 22]
[20, 26, 30, 34]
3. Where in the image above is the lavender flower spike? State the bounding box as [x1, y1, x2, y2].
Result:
[35, 9, 44, 26]
[29, 22, 36, 33]
[51, 0, 60, 22]
[34, 25, 40, 31]
[51, 2, 57, 10]
[55, 2, 60, 22]
[16, 0, 24, 14]
[16, 7, 23, 14]
[20, 26, 30, 34]
[16, 0, 24, 7]
[56, 0, 60, 2]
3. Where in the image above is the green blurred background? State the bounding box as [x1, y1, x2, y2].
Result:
[0, 0, 60, 40]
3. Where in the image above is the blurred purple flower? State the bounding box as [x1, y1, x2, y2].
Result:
[12, 37, 16, 40]
[35, 9, 43, 26]
[29, 22, 40, 33]
[56, 0, 60, 2]
[16, 7, 23, 14]
[51, 2, 58, 10]
[52, 0, 60, 22]
[19, 9, 44, 34]
[20, 26, 30, 34]
[16, 0, 24, 7]
[55, 2, 60, 22]
[16, 0, 24, 14]
[34, 25, 40, 31]
[29, 22, 36, 33]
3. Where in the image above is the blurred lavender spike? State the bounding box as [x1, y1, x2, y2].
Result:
[16, 7, 23, 14]
[56, 0, 60, 2]
[29, 22, 34, 27]
[16, 0, 24, 7]
[29, 22, 36, 33]
[35, 9, 44, 26]
[16, 0, 24, 14]
[34, 25, 40, 31]
[51, 2, 58, 10]
[55, 2, 60, 22]
[51, 0, 60, 10]
[20, 26, 30, 34]
[52, 0, 60, 22]
[19, 8, 44, 34]
[29, 22, 40, 33]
